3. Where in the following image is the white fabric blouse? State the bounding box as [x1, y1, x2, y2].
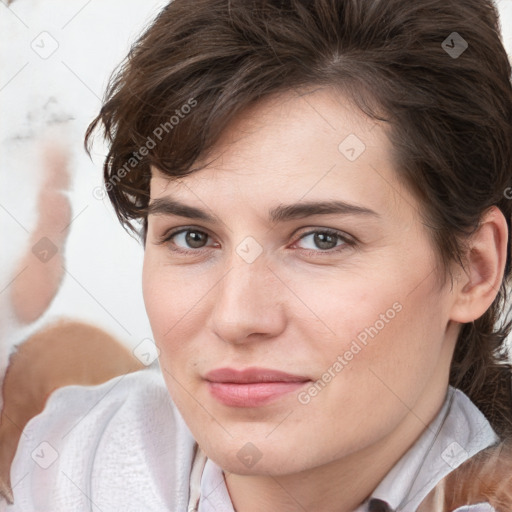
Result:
[4, 367, 499, 512]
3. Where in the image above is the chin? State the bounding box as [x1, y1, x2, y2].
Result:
[200, 435, 321, 477]
[209, 451, 300, 477]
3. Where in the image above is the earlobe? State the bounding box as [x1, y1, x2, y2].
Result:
[449, 206, 508, 324]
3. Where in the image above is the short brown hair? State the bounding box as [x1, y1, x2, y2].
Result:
[85, 0, 512, 438]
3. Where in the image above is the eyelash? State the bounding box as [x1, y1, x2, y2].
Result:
[155, 226, 356, 257]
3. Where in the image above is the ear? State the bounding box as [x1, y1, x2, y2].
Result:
[449, 206, 509, 324]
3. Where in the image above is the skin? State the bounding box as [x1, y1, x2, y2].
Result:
[142, 87, 508, 512]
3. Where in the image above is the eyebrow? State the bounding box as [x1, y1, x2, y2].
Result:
[146, 197, 381, 224]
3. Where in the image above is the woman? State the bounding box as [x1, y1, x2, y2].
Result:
[6, 0, 512, 510]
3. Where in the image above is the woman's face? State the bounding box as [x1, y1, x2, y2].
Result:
[142, 88, 460, 476]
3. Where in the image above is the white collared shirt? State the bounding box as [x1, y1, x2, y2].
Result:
[5, 367, 499, 512]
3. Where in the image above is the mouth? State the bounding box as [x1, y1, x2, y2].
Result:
[204, 367, 311, 407]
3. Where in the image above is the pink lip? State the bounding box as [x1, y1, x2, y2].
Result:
[204, 367, 311, 407]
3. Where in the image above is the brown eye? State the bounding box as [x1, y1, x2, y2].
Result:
[182, 230, 208, 249]
[295, 229, 353, 253]
[158, 227, 214, 254]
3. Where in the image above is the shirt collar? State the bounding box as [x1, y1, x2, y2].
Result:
[355, 385, 500, 511]
[199, 453, 235, 512]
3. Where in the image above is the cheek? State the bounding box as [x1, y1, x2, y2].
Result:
[142, 255, 206, 339]
[142, 255, 215, 383]
[287, 269, 403, 355]
[336, 286, 448, 410]
[293, 291, 449, 454]
[141, 259, 168, 336]
[294, 265, 449, 395]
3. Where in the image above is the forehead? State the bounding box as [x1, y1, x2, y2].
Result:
[148, 87, 413, 224]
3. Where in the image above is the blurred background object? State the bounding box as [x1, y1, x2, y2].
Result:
[0, 0, 169, 505]
[1, 0, 169, 407]
[0, 318, 146, 504]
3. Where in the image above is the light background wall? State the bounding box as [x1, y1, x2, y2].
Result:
[1, 0, 168, 363]
[1, 0, 512, 361]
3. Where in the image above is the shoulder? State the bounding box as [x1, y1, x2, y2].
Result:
[7, 368, 197, 512]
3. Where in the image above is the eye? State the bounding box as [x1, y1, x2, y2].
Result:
[293, 228, 354, 255]
[156, 227, 215, 254]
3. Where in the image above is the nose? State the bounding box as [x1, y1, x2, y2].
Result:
[208, 253, 286, 345]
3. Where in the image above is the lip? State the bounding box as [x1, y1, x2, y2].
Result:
[204, 367, 310, 383]
[204, 367, 311, 407]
